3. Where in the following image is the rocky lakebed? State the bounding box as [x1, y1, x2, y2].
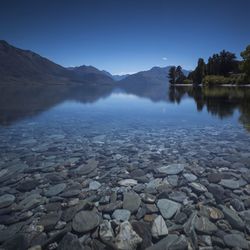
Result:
[0, 121, 250, 250]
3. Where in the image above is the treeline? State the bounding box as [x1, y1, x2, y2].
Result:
[168, 45, 250, 85]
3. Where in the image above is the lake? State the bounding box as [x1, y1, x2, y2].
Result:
[0, 83, 250, 249]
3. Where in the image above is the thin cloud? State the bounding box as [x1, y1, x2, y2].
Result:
[162, 57, 168, 61]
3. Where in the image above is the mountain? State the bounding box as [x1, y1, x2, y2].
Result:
[117, 66, 190, 101]
[68, 65, 113, 84]
[102, 71, 130, 81]
[0, 40, 113, 85]
[119, 66, 189, 86]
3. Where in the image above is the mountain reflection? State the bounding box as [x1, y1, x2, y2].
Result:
[0, 82, 250, 132]
[0, 83, 113, 125]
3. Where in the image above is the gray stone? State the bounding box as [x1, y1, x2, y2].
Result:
[72, 210, 100, 233]
[219, 179, 240, 189]
[114, 221, 142, 250]
[118, 179, 138, 186]
[38, 211, 62, 231]
[99, 220, 114, 242]
[0, 194, 15, 208]
[151, 215, 168, 238]
[45, 183, 66, 197]
[194, 216, 217, 234]
[189, 182, 208, 193]
[58, 232, 84, 250]
[16, 179, 39, 192]
[123, 192, 141, 213]
[146, 234, 188, 250]
[89, 181, 101, 190]
[157, 199, 181, 219]
[219, 205, 245, 230]
[183, 173, 197, 182]
[157, 164, 185, 175]
[223, 233, 249, 249]
[168, 191, 187, 203]
[18, 193, 46, 211]
[132, 221, 152, 249]
[75, 159, 98, 175]
[112, 209, 131, 221]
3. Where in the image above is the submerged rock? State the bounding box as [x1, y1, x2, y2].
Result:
[45, 183, 66, 197]
[223, 233, 249, 249]
[99, 220, 114, 242]
[57, 232, 84, 250]
[151, 215, 168, 238]
[123, 192, 141, 213]
[112, 209, 131, 221]
[72, 210, 100, 233]
[114, 221, 142, 250]
[118, 179, 138, 187]
[0, 194, 15, 208]
[157, 199, 181, 219]
[194, 216, 218, 234]
[157, 164, 185, 175]
[219, 205, 245, 230]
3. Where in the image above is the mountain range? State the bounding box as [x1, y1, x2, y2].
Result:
[0, 40, 189, 86]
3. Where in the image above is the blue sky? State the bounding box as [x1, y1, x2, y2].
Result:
[1, 0, 250, 74]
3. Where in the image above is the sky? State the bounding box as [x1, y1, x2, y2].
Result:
[1, 0, 250, 74]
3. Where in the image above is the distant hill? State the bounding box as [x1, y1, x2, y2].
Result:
[68, 65, 114, 84]
[0, 40, 113, 85]
[119, 66, 189, 86]
[102, 70, 130, 81]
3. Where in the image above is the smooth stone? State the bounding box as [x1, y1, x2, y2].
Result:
[146, 234, 188, 250]
[132, 221, 152, 249]
[38, 211, 61, 231]
[140, 193, 156, 203]
[207, 184, 225, 201]
[112, 209, 131, 221]
[75, 159, 98, 175]
[219, 179, 240, 189]
[123, 192, 141, 213]
[207, 207, 224, 220]
[157, 164, 185, 175]
[151, 215, 168, 238]
[157, 199, 181, 219]
[18, 194, 46, 211]
[45, 183, 66, 197]
[230, 198, 245, 211]
[239, 209, 250, 221]
[183, 173, 197, 182]
[118, 179, 138, 187]
[72, 210, 100, 233]
[16, 179, 39, 192]
[168, 191, 187, 203]
[189, 182, 208, 193]
[194, 216, 218, 234]
[99, 220, 114, 242]
[223, 233, 249, 249]
[60, 189, 81, 198]
[207, 173, 222, 183]
[99, 201, 123, 213]
[89, 181, 101, 190]
[219, 205, 245, 230]
[114, 221, 142, 250]
[58, 232, 84, 250]
[1, 233, 29, 250]
[0, 194, 15, 208]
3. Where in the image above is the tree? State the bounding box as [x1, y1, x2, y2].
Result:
[240, 45, 250, 82]
[168, 66, 176, 85]
[175, 65, 185, 84]
[193, 58, 206, 84]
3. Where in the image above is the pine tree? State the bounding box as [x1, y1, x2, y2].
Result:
[168, 66, 176, 85]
